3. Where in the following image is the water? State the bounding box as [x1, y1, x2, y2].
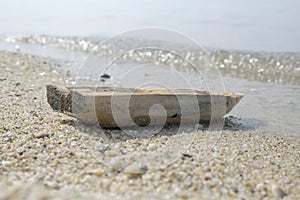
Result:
[0, 0, 300, 52]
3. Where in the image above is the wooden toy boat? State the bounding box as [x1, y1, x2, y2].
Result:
[46, 85, 243, 128]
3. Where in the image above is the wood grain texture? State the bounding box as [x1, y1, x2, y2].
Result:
[46, 85, 244, 128]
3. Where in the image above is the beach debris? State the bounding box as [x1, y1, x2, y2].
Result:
[182, 153, 193, 158]
[46, 85, 244, 128]
[100, 73, 111, 82]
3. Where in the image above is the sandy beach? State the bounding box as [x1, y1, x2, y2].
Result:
[0, 50, 300, 199]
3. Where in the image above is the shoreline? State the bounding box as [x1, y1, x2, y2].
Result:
[2, 35, 300, 86]
[0, 50, 299, 199]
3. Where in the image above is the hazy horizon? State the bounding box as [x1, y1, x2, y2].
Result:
[0, 0, 300, 52]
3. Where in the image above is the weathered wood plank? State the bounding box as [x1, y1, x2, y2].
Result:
[46, 85, 70, 112]
[46, 85, 243, 128]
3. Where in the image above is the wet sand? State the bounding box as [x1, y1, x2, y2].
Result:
[0, 50, 300, 199]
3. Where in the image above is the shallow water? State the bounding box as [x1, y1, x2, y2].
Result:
[0, 35, 299, 135]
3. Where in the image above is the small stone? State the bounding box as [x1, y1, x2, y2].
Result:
[2, 160, 17, 167]
[256, 183, 265, 191]
[204, 172, 212, 181]
[100, 73, 111, 82]
[87, 168, 104, 177]
[100, 73, 110, 78]
[39, 72, 46, 76]
[206, 178, 219, 188]
[44, 181, 59, 189]
[244, 181, 254, 187]
[16, 147, 25, 155]
[34, 132, 50, 139]
[0, 76, 6, 81]
[109, 158, 123, 170]
[104, 150, 117, 157]
[232, 187, 239, 194]
[178, 193, 189, 199]
[237, 150, 245, 155]
[147, 143, 158, 151]
[124, 164, 147, 178]
[15, 92, 23, 97]
[220, 187, 229, 195]
[0, 125, 7, 131]
[195, 124, 203, 130]
[272, 185, 287, 198]
[182, 153, 193, 158]
[114, 133, 121, 139]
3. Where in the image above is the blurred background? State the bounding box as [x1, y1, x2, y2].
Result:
[0, 0, 299, 52]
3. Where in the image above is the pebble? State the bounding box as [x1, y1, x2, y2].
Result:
[272, 185, 287, 198]
[100, 73, 111, 82]
[0, 125, 7, 131]
[124, 164, 147, 178]
[15, 92, 23, 97]
[104, 150, 117, 157]
[109, 157, 123, 170]
[206, 178, 219, 188]
[44, 181, 59, 189]
[2, 160, 17, 167]
[204, 172, 212, 181]
[256, 182, 265, 191]
[86, 168, 104, 177]
[147, 143, 158, 151]
[16, 147, 25, 155]
[0, 76, 6, 81]
[34, 132, 50, 139]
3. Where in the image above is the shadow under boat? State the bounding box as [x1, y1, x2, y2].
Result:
[60, 115, 267, 142]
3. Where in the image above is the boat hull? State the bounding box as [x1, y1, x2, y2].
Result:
[46, 85, 243, 128]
